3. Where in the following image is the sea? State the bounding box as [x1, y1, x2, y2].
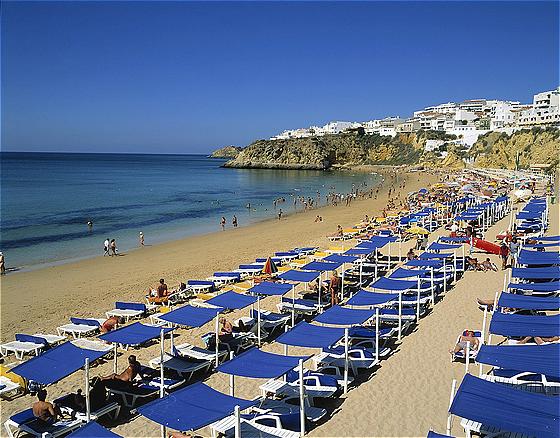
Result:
[0, 152, 381, 272]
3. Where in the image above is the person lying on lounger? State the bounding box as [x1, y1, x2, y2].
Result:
[466, 256, 483, 271]
[101, 355, 141, 383]
[100, 316, 122, 333]
[406, 248, 417, 261]
[480, 258, 498, 272]
[516, 336, 560, 345]
[33, 389, 60, 425]
[450, 330, 479, 358]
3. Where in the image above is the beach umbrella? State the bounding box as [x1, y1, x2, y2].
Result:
[263, 257, 278, 275]
[408, 226, 429, 235]
[418, 188, 428, 194]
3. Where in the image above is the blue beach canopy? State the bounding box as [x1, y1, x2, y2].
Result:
[313, 305, 375, 326]
[389, 267, 430, 279]
[344, 247, 376, 256]
[449, 374, 559, 438]
[498, 293, 560, 311]
[508, 281, 560, 293]
[427, 432, 453, 438]
[517, 249, 560, 266]
[206, 291, 258, 310]
[476, 344, 560, 379]
[428, 242, 461, 251]
[276, 321, 344, 348]
[516, 211, 542, 220]
[489, 312, 560, 337]
[526, 242, 560, 248]
[279, 270, 320, 283]
[370, 277, 417, 291]
[323, 254, 359, 264]
[405, 259, 443, 268]
[99, 322, 173, 346]
[216, 348, 309, 378]
[511, 267, 560, 280]
[138, 382, 256, 431]
[419, 252, 454, 259]
[537, 235, 560, 242]
[346, 290, 399, 306]
[302, 261, 342, 271]
[10, 342, 110, 386]
[67, 422, 122, 438]
[248, 282, 293, 296]
[160, 305, 220, 327]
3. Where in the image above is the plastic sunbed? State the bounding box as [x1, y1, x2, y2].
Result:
[0, 333, 64, 360]
[260, 369, 339, 400]
[0, 376, 22, 399]
[171, 342, 228, 362]
[4, 408, 83, 438]
[105, 302, 147, 322]
[451, 330, 482, 362]
[148, 353, 212, 380]
[54, 393, 121, 421]
[57, 318, 106, 338]
[106, 374, 185, 408]
[314, 345, 389, 375]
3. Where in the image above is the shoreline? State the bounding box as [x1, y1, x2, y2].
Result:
[2, 165, 386, 275]
[0, 169, 438, 341]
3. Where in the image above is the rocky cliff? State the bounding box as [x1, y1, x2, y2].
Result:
[468, 128, 559, 170]
[209, 145, 242, 159]
[222, 131, 451, 170]
[217, 128, 559, 171]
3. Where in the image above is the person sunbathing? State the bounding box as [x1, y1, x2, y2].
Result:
[516, 336, 560, 345]
[218, 317, 234, 342]
[100, 316, 122, 333]
[466, 256, 483, 271]
[148, 278, 169, 304]
[450, 330, 479, 358]
[406, 248, 417, 261]
[33, 389, 59, 425]
[480, 258, 498, 272]
[101, 355, 141, 383]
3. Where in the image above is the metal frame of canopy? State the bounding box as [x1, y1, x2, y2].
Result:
[248, 281, 296, 340]
[216, 348, 310, 437]
[279, 269, 322, 323]
[313, 305, 382, 394]
[10, 341, 112, 427]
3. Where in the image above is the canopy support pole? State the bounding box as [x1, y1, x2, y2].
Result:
[446, 379, 457, 435]
[465, 341, 470, 375]
[113, 343, 118, 374]
[234, 405, 241, 438]
[375, 308, 380, 364]
[416, 278, 421, 322]
[398, 239, 402, 261]
[257, 297, 261, 347]
[215, 311, 220, 367]
[291, 285, 296, 327]
[229, 351, 235, 396]
[299, 359, 306, 437]
[481, 307, 487, 346]
[360, 260, 363, 287]
[453, 252, 457, 283]
[343, 328, 349, 395]
[341, 263, 345, 300]
[84, 358, 91, 423]
[284, 325, 289, 356]
[160, 329, 166, 438]
[430, 268, 435, 304]
[398, 292, 402, 341]
[388, 242, 392, 270]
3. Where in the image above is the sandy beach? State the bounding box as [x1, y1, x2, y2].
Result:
[1, 169, 556, 438]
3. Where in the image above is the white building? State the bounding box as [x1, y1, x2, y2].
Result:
[425, 139, 445, 152]
[362, 117, 403, 134]
[448, 125, 490, 147]
[322, 121, 354, 134]
[518, 88, 560, 127]
[489, 101, 522, 129]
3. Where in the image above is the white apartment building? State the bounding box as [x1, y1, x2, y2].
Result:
[448, 125, 489, 147]
[518, 88, 559, 127]
[363, 117, 403, 134]
[322, 121, 354, 134]
[459, 99, 487, 113]
[489, 101, 522, 129]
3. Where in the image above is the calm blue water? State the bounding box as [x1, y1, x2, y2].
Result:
[0, 152, 380, 271]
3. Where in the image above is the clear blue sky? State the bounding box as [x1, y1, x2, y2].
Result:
[2, 1, 558, 154]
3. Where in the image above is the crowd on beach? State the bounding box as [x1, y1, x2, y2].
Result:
[1, 166, 557, 438]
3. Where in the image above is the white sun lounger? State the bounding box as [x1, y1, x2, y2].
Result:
[171, 342, 228, 362]
[1, 333, 64, 360]
[211, 417, 300, 438]
[56, 318, 106, 338]
[105, 302, 149, 322]
[0, 376, 22, 399]
[54, 393, 121, 421]
[4, 408, 83, 438]
[481, 372, 560, 395]
[148, 353, 212, 380]
[107, 375, 185, 408]
[314, 345, 388, 375]
[452, 331, 482, 362]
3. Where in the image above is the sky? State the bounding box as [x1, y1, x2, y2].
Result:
[2, 1, 558, 154]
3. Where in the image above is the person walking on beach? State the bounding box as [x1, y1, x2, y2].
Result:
[0, 252, 5, 275]
[329, 270, 340, 306]
[110, 239, 117, 256]
[139, 232, 144, 247]
[232, 215, 238, 228]
[278, 209, 283, 220]
[220, 216, 226, 231]
[103, 239, 110, 256]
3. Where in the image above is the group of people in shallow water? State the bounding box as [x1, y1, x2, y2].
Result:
[220, 215, 238, 230]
